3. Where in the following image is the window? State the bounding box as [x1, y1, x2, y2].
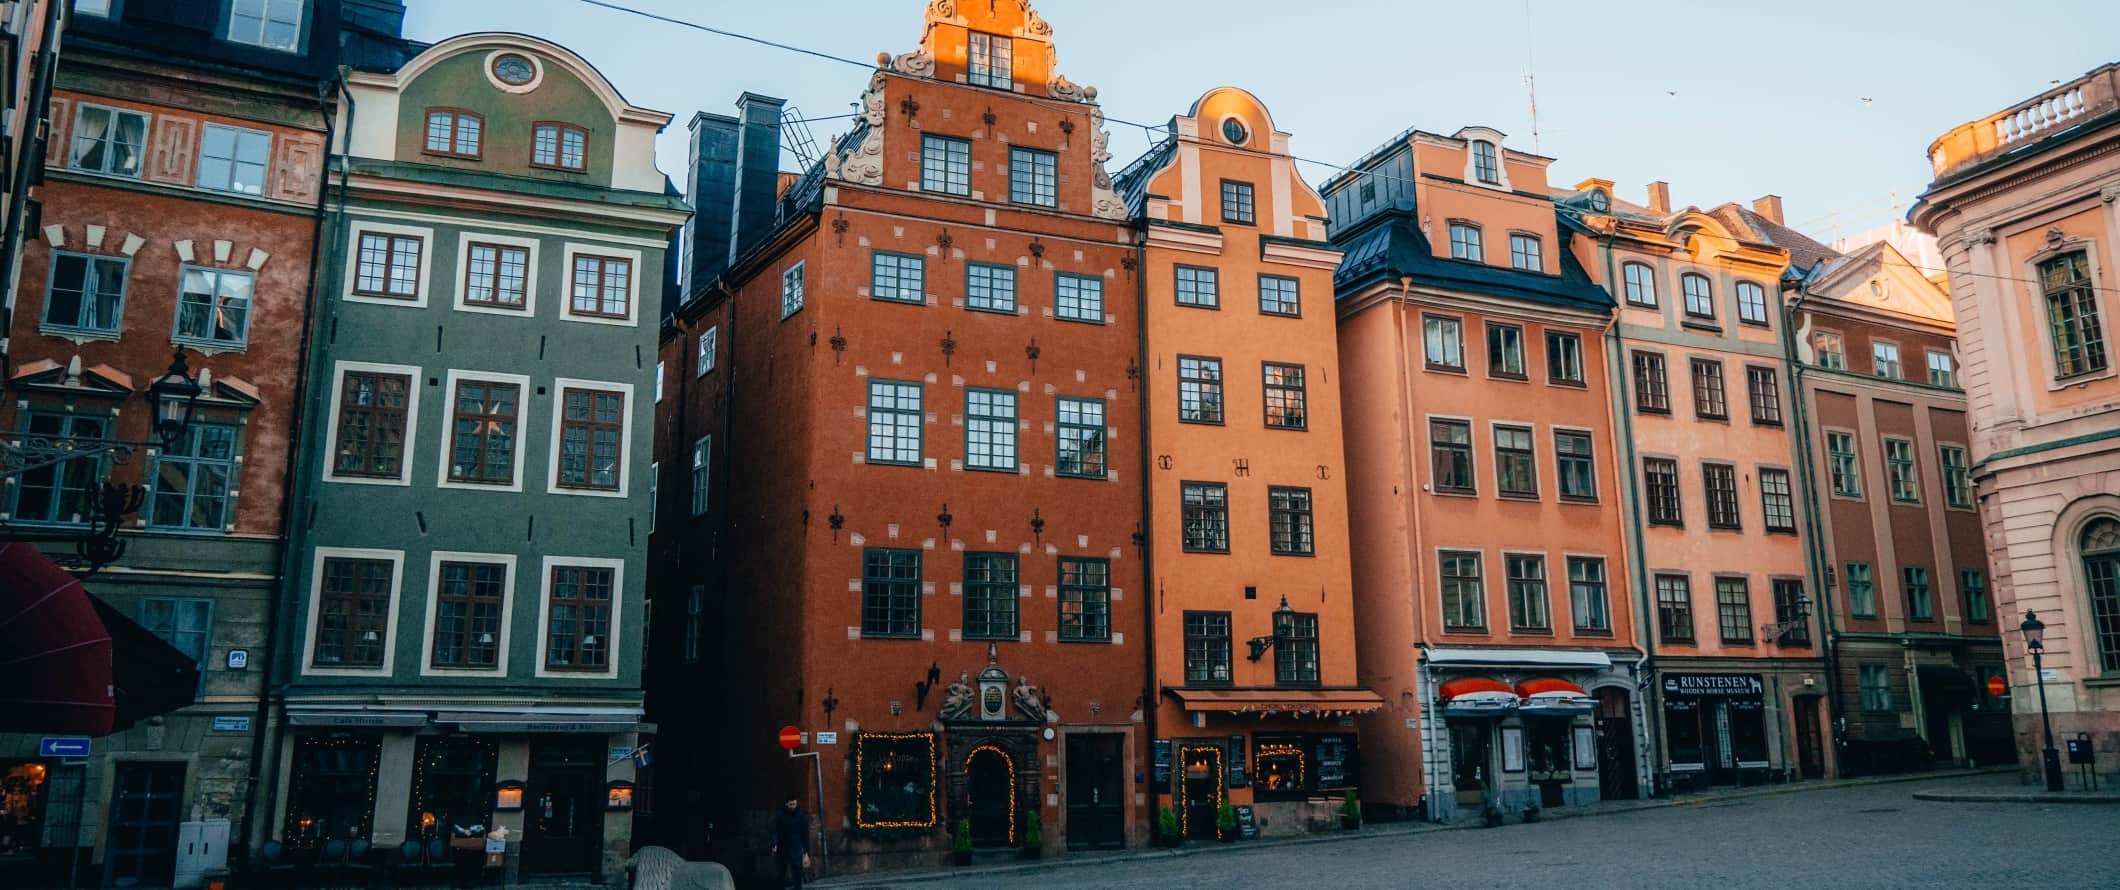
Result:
[1439, 551, 1485, 631]
[2039, 252, 2108, 378]
[1691, 359, 1727, 419]
[227, 0, 303, 51]
[1568, 557, 1609, 632]
[1546, 331, 1583, 385]
[1846, 562, 1876, 618]
[966, 263, 1016, 313]
[332, 371, 411, 478]
[1183, 612, 1232, 683]
[1056, 397, 1106, 479]
[2088, 520, 2120, 672]
[197, 124, 270, 195]
[1735, 281, 1768, 326]
[1859, 663, 1893, 713]
[1055, 273, 1103, 322]
[1962, 569, 1989, 624]
[1772, 579, 1810, 645]
[407, 737, 496, 842]
[557, 388, 624, 491]
[543, 565, 613, 670]
[464, 243, 529, 309]
[964, 389, 1017, 471]
[1506, 554, 1550, 632]
[861, 549, 921, 638]
[1644, 457, 1682, 526]
[1174, 265, 1219, 308]
[1508, 234, 1542, 272]
[1746, 367, 1782, 425]
[147, 422, 237, 531]
[1622, 262, 1657, 307]
[648, 461, 658, 531]
[1181, 482, 1230, 553]
[445, 380, 519, 486]
[1927, 351, 1957, 388]
[966, 30, 1013, 88]
[1268, 486, 1314, 556]
[175, 267, 254, 347]
[569, 254, 632, 318]
[1177, 356, 1223, 424]
[1656, 574, 1693, 643]
[1471, 140, 1500, 184]
[853, 734, 938, 829]
[531, 123, 587, 171]
[1259, 275, 1300, 317]
[681, 586, 701, 662]
[1633, 352, 1669, 413]
[431, 562, 504, 669]
[1941, 445, 1972, 508]
[354, 232, 423, 299]
[1221, 180, 1255, 225]
[1902, 566, 1932, 621]
[1814, 331, 1846, 369]
[781, 262, 805, 318]
[1059, 557, 1110, 641]
[1827, 431, 1862, 497]
[1008, 146, 1056, 207]
[1262, 363, 1308, 430]
[1494, 425, 1537, 498]
[962, 553, 1018, 640]
[698, 327, 718, 375]
[1681, 273, 1714, 319]
[1424, 315, 1465, 370]
[689, 436, 710, 517]
[871, 252, 924, 304]
[1872, 342, 1902, 379]
[1430, 419, 1474, 493]
[42, 252, 128, 334]
[424, 109, 483, 158]
[314, 557, 392, 667]
[141, 598, 211, 697]
[10, 412, 108, 524]
[69, 103, 148, 177]
[1487, 323, 1526, 378]
[1885, 438, 1919, 503]
[866, 381, 923, 466]
[1448, 223, 1483, 261]
[1555, 430, 1596, 500]
[74, 0, 113, 15]
[1716, 578, 1753, 644]
[1274, 611, 1320, 685]
[1759, 468, 1796, 533]
[1704, 463, 1741, 530]
[921, 135, 971, 195]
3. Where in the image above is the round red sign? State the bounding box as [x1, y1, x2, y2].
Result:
[778, 725, 803, 750]
[1986, 676, 2008, 697]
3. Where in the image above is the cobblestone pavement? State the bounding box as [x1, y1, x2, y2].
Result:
[841, 773, 2120, 889]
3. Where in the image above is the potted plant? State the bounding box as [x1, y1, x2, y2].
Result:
[1156, 806, 1181, 847]
[951, 818, 972, 866]
[1215, 803, 1237, 842]
[1338, 790, 1361, 830]
[1020, 811, 1042, 860]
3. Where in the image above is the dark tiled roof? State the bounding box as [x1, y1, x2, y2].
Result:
[1332, 210, 1613, 312]
[1113, 134, 1176, 218]
[1710, 204, 1840, 273]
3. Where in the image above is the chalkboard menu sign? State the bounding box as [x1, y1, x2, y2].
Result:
[1151, 739, 1172, 786]
[1316, 734, 1355, 789]
[1234, 805, 1258, 839]
[1227, 735, 1248, 787]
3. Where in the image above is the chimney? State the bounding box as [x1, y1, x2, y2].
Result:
[1646, 181, 1670, 214]
[1752, 194, 1785, 226]
[728, 93, 788, 267]
[682, 111, 740, 299]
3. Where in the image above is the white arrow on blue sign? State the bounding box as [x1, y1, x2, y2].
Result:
[39, 737, 91, 758]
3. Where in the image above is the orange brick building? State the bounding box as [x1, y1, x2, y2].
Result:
[1116, 88, 1377, 839]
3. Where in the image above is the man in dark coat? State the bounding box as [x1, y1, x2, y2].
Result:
[768, 796, 810, 889]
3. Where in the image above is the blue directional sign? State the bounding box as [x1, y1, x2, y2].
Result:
[38, 737, 91, 759]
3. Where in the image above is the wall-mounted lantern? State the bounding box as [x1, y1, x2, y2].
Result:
[494, 780, 526, 811]
[605, 780, 636, 811]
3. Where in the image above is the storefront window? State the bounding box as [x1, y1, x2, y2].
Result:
[1525, 720, 1573, 780]
[283, 735, 380, 848]
[1251, 733, 1359, 802]
[853, 733, 937, 829]
[407, 737, 496, 840]
[1729, 701, 1769, 766]
[1665, 700, 1704, 768]
[0, 761, 49, 859]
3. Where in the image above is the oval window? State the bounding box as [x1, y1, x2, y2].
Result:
[493, 54, 536, 86]
[1221, 117, 1248, 146]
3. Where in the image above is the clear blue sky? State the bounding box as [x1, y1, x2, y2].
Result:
[406, 0, 2117, 241]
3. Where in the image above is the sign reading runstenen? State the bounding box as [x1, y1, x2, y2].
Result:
[1662, 674, 1765, 697]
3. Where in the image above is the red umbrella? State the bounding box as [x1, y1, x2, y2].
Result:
[0, 542, 115, 735]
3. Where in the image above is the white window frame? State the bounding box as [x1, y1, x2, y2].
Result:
[195, 122, 273, 196]
[690, 435, 711, 517]
[546, 376, 635, 498]
[560, 242, 643, 326]
[300, 546, 404, 677]
[435, 368, 533, 493]
[697, 326, 718, 376]
[321, 360, 424, 486]
[417, 550, 517, 678]
[451, 231, 540, 317]
[533, 555, 626, 679]
[73, 0, 115, 17]
[343, 220, 434, 308]
[1926, 350, 1956, 388]
[225, 0, 305, 53]
[781, 261, 805, 318]
[653, 362, 665, 403]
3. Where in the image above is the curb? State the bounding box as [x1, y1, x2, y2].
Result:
[1912, 790, 2120, 804]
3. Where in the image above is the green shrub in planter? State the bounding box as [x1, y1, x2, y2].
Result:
[1156, 806, 1181, 846]
[1021, 811, 1042, 859]
[1215, 803, 1237, 841]
[951, 818, 973, 865]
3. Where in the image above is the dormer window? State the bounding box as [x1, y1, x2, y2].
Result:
[967, 31, 1014, 89]
[1448, 223, 1483, 262]
[1472, 141, 1500, 185]
[1509, 233, 1542, 272]
[425, 109, 483, 160]
[74, 0, 113, 17]
[532, 123, 588, 172]
[227, 0, 304, 52]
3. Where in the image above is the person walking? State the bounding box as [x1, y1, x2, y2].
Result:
[768, 795, 811, 889]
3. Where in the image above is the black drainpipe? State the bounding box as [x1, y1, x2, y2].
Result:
[1131, 227, 1160, 844]
[0, 0, 68, 382]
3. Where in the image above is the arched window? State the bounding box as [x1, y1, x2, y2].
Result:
[1623, 262, 1657, 307]
[1681, 273, 1714, 320]
[2086, 517, 2120, 672]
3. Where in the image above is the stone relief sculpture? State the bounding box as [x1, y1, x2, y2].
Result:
[829, 71, 888, 185]
[1011, 676, 1048, 722]
[939, 671, 975, 720]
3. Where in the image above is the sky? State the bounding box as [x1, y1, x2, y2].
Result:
[405, 0, 2118, 243]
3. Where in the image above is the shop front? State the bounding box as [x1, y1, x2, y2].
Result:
[1420, 648, 1649, 822]
[1660, 674, 1769, 788]
[1159, 688, 1383, 839]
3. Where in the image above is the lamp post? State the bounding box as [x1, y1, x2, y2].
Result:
[1245, 597, 1296, 662]
[2019, 611, 2066, 792]
[147, 349, 204, 451]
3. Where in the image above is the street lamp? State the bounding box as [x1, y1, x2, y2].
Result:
[147, 349, 203, 451]
[1245, 596, 1296, 662]
[2019, 611, 2066, 792]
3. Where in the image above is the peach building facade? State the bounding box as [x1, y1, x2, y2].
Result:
[1911, 62, 2120, 786]
[1325, 127, 1650, 821]
[1117, 88, 1377, 839]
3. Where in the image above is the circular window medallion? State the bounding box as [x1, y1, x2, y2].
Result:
[1221, 117, 1249, 146]
[1588, 189, 1611, 213]
[493, 54, 536, 86]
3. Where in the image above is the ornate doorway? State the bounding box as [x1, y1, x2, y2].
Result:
[965, 746, 1016, 848]
[1178, 746, 1222, 841]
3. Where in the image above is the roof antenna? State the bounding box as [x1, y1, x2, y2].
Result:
[1522, 0, 1541, 154]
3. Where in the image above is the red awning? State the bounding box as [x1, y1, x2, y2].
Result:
[0, 543, 200, 737]
[1515, 677, 1597, 715]
[1438, 677, 1517, 717]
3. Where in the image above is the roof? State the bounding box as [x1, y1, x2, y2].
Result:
[1112, 134, 1176, 217]
[1332, 210, 1614, 311]
[1710, 204, 1840, 273]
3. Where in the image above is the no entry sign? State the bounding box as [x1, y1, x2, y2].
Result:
[779, 725, 803, 750]
[1987, 675, 2008, 697]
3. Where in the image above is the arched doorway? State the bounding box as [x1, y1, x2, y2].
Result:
[965, 746, 1015, 848]
[1594, 687, 1637, 801]
[1178, 746, 1223, 841]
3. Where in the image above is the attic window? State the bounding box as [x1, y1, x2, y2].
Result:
[967, 31, 1014, 89]
[494, 54, 537, 86]
[226, 0, 303, 52]
[1221, 118, 1249, 146]
[1472, 141, 1500, 185]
